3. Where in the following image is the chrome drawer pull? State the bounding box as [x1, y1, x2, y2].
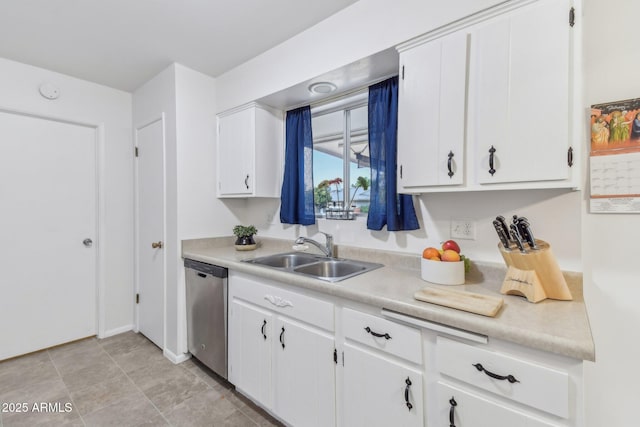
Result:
[364, 326, 391, 340]
[472, 363, 520, 384]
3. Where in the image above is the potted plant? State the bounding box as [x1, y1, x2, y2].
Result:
[233, 225, 258, 250]
[349, 176, 370, 213]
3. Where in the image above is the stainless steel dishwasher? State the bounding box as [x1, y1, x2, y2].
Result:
[184, 258, 228, 379]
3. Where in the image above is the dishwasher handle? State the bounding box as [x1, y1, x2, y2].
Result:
[184, 258, 228, 278]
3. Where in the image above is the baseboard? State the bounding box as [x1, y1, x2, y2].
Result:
[99, 324, 134, 339]
[164, 347, 191, 364]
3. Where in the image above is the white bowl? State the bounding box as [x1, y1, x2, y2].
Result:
[421, 258, 465, 285]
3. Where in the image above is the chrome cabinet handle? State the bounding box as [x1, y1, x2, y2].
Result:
[83, 238, 93, 247]
[279, 326, 285, 349]
[244, 174, 250, 189]
[261, 319, 267, 340]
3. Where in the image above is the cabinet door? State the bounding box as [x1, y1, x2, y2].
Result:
[273, 316, 336, 427]
[438, 382, 560, 427]
[472, 0, 571, 184]
[343, 343, 424, 427]
[218, 108, 254, 195]
[228, 298, 273, 408]
[398, 31, 467, 190]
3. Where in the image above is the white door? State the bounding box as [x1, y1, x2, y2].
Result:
[135, 118, 165, 348]
[0, 111, 97, 361]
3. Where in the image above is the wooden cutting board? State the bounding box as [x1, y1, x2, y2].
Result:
[414, 287, 504, 317]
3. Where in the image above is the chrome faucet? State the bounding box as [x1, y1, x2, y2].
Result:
[295, 232, 334, 258]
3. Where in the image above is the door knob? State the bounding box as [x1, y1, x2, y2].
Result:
[83, 238, 93, 247]
[151, 241, 163, 249]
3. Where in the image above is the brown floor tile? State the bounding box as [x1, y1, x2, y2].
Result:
[109, 344, 167, 374]
[163, 390, 237, 427]
[81, 393, 162, 427]
[99, 331, 157, 357]
[220, 409, 258, 427]
[0, 352, 59, 396]
[59, 356, 123, 392]
[142, 369, 210, 414]
[69, 373, 140, 415]
[1, 378, 79, 427]
[1, 331, 284, 427]
[47, 337, 101, 362]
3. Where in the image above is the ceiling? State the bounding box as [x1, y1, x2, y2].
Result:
[0, 0, 359, 92]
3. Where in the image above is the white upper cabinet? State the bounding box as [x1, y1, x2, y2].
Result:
[397, 30, 468, 190]
[470, 0, 572, 185]
[217, 102, 283, 198]
[396, 0, 578, 193]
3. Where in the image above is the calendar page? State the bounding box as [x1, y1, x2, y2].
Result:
[589, 98, 640, 213]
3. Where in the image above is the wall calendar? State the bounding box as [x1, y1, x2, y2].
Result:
[590, 97, 640, 213]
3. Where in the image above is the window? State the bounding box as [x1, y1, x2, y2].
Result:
[311, 95, 370, 219]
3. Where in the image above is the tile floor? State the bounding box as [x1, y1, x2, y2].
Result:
[0, 332, 284, 426]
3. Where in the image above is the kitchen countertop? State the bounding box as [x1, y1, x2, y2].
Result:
[182, 237, 595, 362]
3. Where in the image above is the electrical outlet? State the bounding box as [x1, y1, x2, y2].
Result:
[450, 219, 476, 240]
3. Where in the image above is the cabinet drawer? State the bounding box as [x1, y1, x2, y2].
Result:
[343, 308, 421, 364]
[438, 382, 560, 427]
[437, 336, 568, 418]
[231, 273, 334, 332]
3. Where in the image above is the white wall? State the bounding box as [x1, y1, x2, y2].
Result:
[134, 63, 242, 358]
[215, 0, 582, 271]
[174, 64, 243, 354]
[582, 1, 640, 424]
[215, 0, 504, 113]
[0, 57, 134, 336]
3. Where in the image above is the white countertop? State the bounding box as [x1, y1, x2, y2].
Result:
[182, 237, 595, 361]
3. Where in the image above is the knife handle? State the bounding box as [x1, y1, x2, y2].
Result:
[509, 224, 527, 253]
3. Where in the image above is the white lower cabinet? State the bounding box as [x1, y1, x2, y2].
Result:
[229, 299, 273, 407]
[341, 307, 424, 427]
[273, 316, 335, 427]
[343, 344, 424, 427]
[228, 272, 336, 427]
[439, 382, 560, 427]
[228, 272, 583, 427]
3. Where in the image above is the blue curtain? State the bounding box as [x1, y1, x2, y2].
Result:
[280, 106, 315, 225]
[367, 77, 420, 231]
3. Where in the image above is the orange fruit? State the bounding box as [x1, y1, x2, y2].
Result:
[441, 249, 461, 262]
[422, 247, 440, 259]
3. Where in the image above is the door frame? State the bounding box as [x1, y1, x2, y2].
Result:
[0, 105, 104, 338]
[133, 114, 167, 350]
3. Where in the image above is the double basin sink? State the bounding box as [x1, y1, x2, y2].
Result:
[244, 252, 383, 282]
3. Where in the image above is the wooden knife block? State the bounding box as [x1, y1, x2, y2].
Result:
[499, 240, 572, 303]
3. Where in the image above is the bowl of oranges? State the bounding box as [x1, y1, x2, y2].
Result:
[420, 240, 468, 285]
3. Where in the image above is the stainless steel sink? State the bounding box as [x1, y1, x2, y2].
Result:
[246, 252, 322, 269]
[244, 252, 382, 282]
